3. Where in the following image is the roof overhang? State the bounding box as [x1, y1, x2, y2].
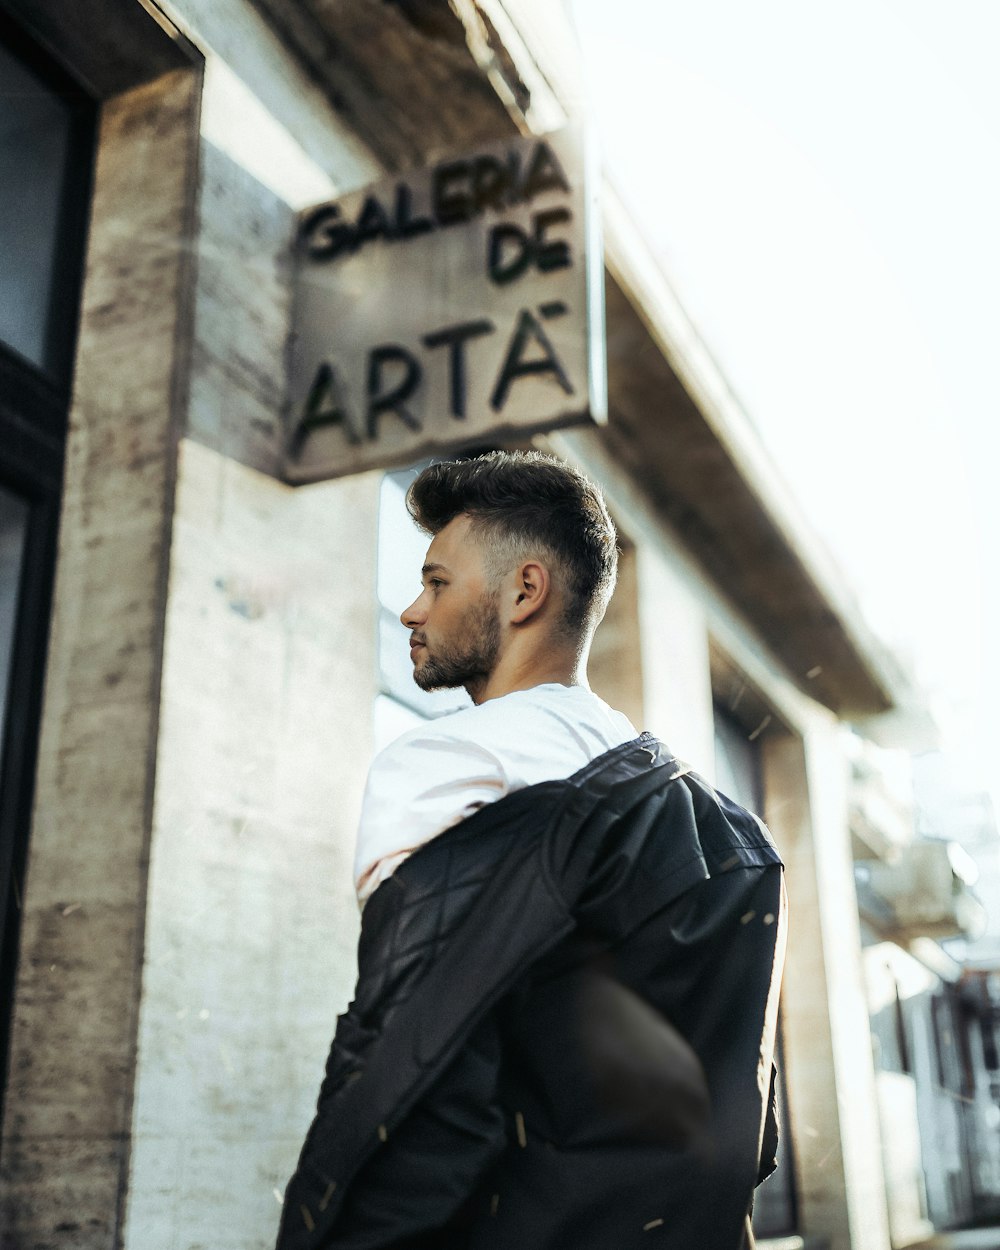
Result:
[248, 0, 906, 716]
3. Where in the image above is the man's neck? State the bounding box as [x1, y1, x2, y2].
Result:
[466, 652, 588, 706]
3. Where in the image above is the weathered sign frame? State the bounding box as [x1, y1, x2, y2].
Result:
[282, 127, 606, 483]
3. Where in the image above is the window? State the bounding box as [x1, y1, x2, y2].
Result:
[714, 702, 764, 813]
[931, 992, 963, 1093]
[0, 15, 94, 1114]
[0, 492, 29, 740]
[0, 15, 94, 386]
[894, 980, 913, 1075]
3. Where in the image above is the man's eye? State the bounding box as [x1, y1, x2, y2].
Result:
[429, 578, 444, 589]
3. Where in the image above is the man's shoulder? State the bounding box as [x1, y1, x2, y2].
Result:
[372, 685, 622, 770]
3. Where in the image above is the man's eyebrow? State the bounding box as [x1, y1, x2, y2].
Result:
[421, 563, 450, 578]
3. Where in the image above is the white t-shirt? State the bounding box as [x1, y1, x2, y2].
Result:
[354, 683, 638, 903]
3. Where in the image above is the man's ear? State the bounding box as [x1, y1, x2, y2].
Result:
[510, 560, 551, 625]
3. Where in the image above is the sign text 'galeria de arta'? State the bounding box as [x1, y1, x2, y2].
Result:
[284, 129, 606, 482]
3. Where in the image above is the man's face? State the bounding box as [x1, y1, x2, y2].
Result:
[400, 514, 502, 693]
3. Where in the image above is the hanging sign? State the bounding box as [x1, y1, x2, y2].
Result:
[283, 128, 605, 482]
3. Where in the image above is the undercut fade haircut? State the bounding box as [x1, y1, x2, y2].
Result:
[406, 450, 619, 640]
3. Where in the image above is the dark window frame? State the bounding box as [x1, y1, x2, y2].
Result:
[894, 980, 913, 1075]
[0, 12, 96, 1124]
[931, 992, 959, 1091]
[0, 477, 61, 1077]
[0, 9, 97, 392]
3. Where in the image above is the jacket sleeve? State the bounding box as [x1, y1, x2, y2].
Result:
[277, 1015, 506, 1250]
[275, 875, 509, 1250]
[351, 1015, 505, 1248]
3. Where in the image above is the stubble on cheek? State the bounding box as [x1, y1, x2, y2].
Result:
[411, 593, 501, 692]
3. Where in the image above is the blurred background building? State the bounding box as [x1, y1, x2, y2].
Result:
[0, 2, 995, 1249]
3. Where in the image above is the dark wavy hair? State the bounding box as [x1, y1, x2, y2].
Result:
[406, 450, 618, 639]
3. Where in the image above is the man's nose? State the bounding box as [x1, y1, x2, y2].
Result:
[400, 594, 426, 629]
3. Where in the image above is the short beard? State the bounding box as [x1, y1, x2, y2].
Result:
[413, 591, 501, 692]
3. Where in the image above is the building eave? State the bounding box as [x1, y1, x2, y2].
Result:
[250, 0, 906, 716]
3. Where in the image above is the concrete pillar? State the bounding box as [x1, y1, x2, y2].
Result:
[122, 443, 380, 1250]
[0, 66, 202, 1248]
[635, 542, 715, 772]
[765, 724, 892, 1250]
[589, 544, 644, 730]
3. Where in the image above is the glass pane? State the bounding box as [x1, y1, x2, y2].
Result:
[0, 35, 74, 376]
[0, 485, 29, 753]
[713, 707, 764, 812]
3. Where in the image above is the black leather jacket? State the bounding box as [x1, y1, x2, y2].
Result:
[276, 734, 786, 1250]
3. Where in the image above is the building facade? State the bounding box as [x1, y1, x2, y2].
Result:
[0, 3, 988, 1249]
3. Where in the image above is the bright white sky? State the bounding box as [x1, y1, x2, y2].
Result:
[572, 0, 999, 810]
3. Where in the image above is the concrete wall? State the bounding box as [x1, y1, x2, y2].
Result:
[123, 443, 379, 1249]
[111, 11, 385, 1245]
[635, 542, 715, 771]
[0, 65, 202, 1248]
[551, 428, 719, 775]
[766, 728, 893, 1250]
[163, 0, 378, 479]
[2, 3, 383, 1245]
[589, 543, 644, 732]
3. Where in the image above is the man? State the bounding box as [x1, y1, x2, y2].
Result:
[277, 450, 786, 1250]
